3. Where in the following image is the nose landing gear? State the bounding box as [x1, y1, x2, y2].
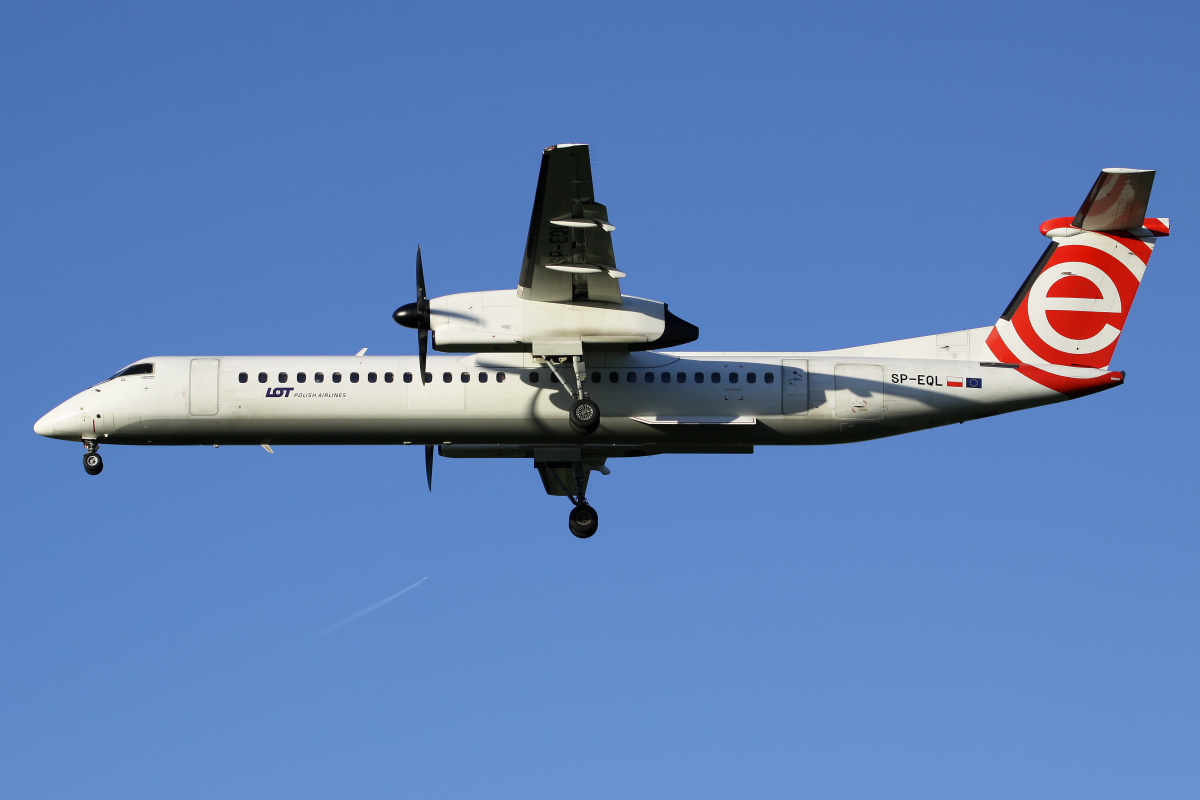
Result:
[82, 442, 103, 475]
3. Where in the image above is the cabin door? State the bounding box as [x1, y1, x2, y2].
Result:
[189, 359, 220, 416]
[781, 359, 808, 415]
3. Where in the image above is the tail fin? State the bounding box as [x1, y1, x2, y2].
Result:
[981, 169, 1168, 385]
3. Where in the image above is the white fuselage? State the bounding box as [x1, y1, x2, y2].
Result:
[35, 327, 1102, 451]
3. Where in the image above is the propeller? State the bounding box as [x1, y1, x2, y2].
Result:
[425, 444, 434, 491]
[392, 245, 430, 384]
[392, 247, 435, 490]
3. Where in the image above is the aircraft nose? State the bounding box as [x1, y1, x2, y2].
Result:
[34, 402, 78, 439]
[33, 410, 54, 437]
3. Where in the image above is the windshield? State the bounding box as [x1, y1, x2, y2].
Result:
[103, 362, 155, 382]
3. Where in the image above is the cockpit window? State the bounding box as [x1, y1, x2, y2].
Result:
[104, 362, 154, 382]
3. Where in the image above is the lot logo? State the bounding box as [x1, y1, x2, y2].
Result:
[265, 387, 294, 397]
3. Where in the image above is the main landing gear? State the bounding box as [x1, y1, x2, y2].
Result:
[545, 354, 600, 435]
[537, 456, 607, 538]
[568, 501, 599, 538]
[569, 398, 600, 436]
[82, 441, 103, 475]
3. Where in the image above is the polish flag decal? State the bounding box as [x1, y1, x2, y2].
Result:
[946, 377, 964, 387]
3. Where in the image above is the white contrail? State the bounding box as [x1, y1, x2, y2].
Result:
[302, 577, 428, 645]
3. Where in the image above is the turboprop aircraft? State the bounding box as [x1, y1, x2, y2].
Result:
[34, 145, 1169, 537]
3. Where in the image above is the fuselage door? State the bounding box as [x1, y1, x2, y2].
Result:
[189, 358, 220, 416]
[834, 363, 884, 419]
[781, 359, 808, 414]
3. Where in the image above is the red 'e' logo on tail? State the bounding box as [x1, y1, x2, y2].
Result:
[1002, 233, 1148, 370]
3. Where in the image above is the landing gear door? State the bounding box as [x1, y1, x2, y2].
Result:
[189, 358, 220, 416]
[782, 359, 808, 415]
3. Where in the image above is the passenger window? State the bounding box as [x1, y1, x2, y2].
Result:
[350, 372, 359, 383]
[661, 372, 671, 383]
[729, 372, 739, 384]
[529, 372, 540, 384]
[645, 372, 655, 384]
[747, 372, 756, 383]
[239, 372, 248, 383]
[711, 372, 721, 384]
[297, 372, 307, 383]
[496, 372, 506, 383]
[315, 372, 324, 383]
[460, 372, 470, 383]
[591, 372, 601, 383]
[550, 373, 559, 384]
[332, 373, 342, 383]
[609, 372, 619, 383]
[442, 372, 452, 383]
[385, 372, 394, 383]
[403, 372, 412, 383]
[279, 372, 288, 383]
[258, 372, 268, 383]
[368, 372, 377, 383]
[695, 372, 704, 383]
[677, 372, 687, 383]
[627, 372, 637, 383]
[424, 373, 432, 383]
[478, 372, 488, 383]
[764, 372, 775, 384]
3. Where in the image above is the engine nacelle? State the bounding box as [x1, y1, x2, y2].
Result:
[428, 290, 699, 353]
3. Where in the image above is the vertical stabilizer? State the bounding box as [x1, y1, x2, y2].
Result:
[978, 169, 1167, 392]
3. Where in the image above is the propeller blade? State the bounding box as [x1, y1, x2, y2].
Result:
[417, 326, 428, 384]
[416, 245, 426, 303]
[416, 245, 429, 384]
[425, 444, 434, 491]
[394, 245, 432, 384]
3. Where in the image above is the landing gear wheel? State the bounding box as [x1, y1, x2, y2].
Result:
[83, 452, 103, 476]
[569, 398, 600, 435]
[569, 502, 599, 538]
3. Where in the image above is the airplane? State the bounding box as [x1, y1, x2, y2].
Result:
[34, 145, 1169, 538]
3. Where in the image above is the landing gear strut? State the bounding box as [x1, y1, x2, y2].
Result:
[82, 441, 103, 476]
[546, 354, 600, 435]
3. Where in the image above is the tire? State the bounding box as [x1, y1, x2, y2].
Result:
[569, 398, 600, 435]
[83, 452, 103, 476]
[568, 502, 599, 538]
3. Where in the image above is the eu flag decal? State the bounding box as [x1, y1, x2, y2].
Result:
[966, 377, 982, 389]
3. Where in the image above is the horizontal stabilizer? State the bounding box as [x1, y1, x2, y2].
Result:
[1072, 169, 1155, 231]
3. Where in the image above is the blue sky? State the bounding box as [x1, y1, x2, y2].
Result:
[4, 2, 1198, 797]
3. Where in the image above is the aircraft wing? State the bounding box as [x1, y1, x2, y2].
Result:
[517, 144, 625, 305]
